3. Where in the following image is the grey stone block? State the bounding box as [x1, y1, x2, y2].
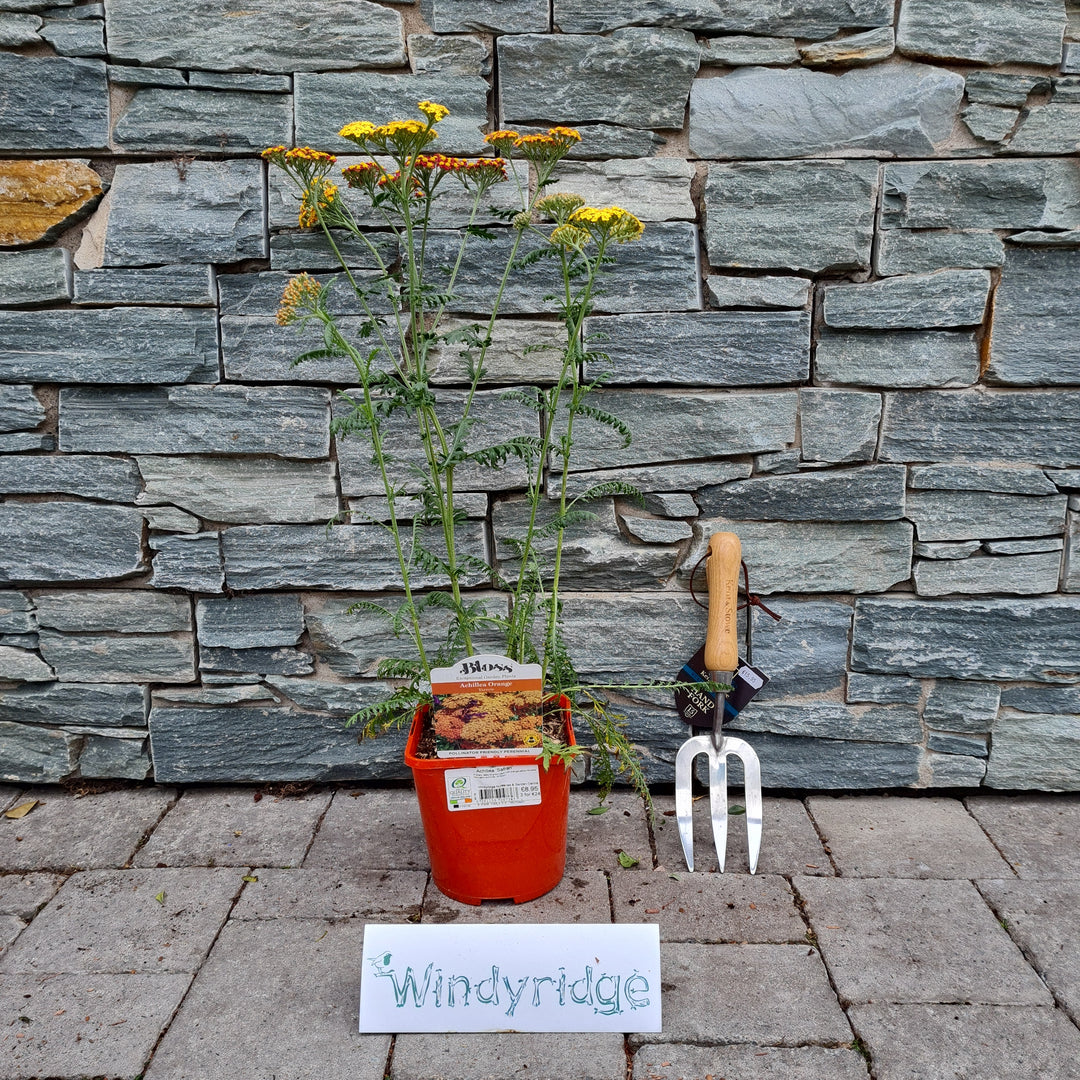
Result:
[529, 123, 665, 160]
[140, 920, 390, 1080]
[134, 787, 331, 868]
[218, 271, 377, 317]
[800, 390, 881, 464]
[800, 25, 895, 65]
[0, 53, 108, 150]
[987, 713, 1080, 790]
[583, 311, 809, 387]
[269, 230, 398, 272]
[846, 672, 922, 706]
[107, 63, 186, 87]
[798, 876, 1052, 1005]
[1007, 228, 1080, 246]
[553, 0, 893, 38]
[104, 160, 266, 266]
[633, 1045, 867, 1080]
[408, 33, 490, 76]
[429, 318, 567, 387]
[701, 34, 800, 65]
[924, 681, 1000, 732]
[137, 455, 339, 526]
[0, 722, 79, 783]
[304, 787, 426, 871]
[233, 866, 426, 921]
[924, 750, 987, 784]
[561, 389, 796, 471]
[0, 248, 71, 306]
[106, 0, 404, 71]
[149, 533, 224, 593]
[633, 942, 850, 1046]
[705, 161, 877, 273]
[393, 1032, 623, 1080]
[0, 12, 42, 45]
[690, 62, 961, 159]
[988, 248, 1080, 386]
[564, 460, 751, 497]
[698, 465, 906, 522]
[852, 595, 1080, 681]
[733, 701, 920, 744]
[620, 515, 693, 544]
[154, 684, 277, 706]
[149, 705, 407, 782]
[0, 972, 192, 1080]
[0, 682, 147, 728]
[499, 29, 700, 129]
[264, 677, 388, 717]
[422, 223, 702, 317]
[0, 455, 140, 502]
[906, 491, 1066, 542]
[807, 796, 1011, 878]
[642, 493, 698, 517]
[38, 630, 195, 684]
[880, 389, 1080, 467]
[967, 794, 1080, 878]
[494, 497, 679, 590]
[79, 732, 151, 779]
[200, 646, 313, 676]
[815, 329, 980, 389]
[73, 265, 215, 306]
[0, 432, 53, 451]
[911, 463, 1059, 495]
[0, 592, 34, 635]
[421, 0, 547, 32]
[0, 503, 144, 585]
[145, 507, 201, 534]
[39, 15, 103, 56]
[898, 0, 1067, 65]
[0, 873, 64, 920]
[967, 72, 1052, 105]
[0, 385, 44, 434]
[60, 385, 330, 459]
[850, 1003, 1080, 1078]
[0, 786, 175, 871]
[927, 732, 987, 757]
[294, 72, 487, 155]
[915, 552, 1062, 596]
[824, 270, 991, 330]
[876, 231, 1006, 277]
[196, 595, 303, 649]
[882, 160, 1080, 230]
[691, 517, 913, 594]
[0, 307, 218, 384]
[1068, 510, 1080, 591]
[546, 158, 694, 221]
[0, 646, 53, 681]
[962, 102, 1021, 142]
[986, 537, 1064, 554]
[0, 867, 240, 974]
[706, 275, 811, 310]
[114, 88, 291, 153]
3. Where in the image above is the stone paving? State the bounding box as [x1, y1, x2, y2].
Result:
[1, 785, 1079, 1080]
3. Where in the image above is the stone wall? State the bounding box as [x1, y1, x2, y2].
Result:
[2, 0, 1079, 791]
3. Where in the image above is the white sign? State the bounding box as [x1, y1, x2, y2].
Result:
[445, 765, 542, 811]
[358, 923, 662, 1033]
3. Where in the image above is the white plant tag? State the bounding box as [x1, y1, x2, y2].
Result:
[359, 923, 662, 1033]
[445, 764, 541, 811]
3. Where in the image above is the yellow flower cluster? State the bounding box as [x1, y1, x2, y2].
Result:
[569, 205, 644, 243]
[276, 272, 321, 326]
[338, 102, 448, 153]
[418, 100, 450, 122]
[297, 178, 338, 228]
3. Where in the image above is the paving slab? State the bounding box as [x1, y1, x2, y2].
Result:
[0, 971, 192, 1080]
[848, 1003, 1080, 1080]
[566, 790, 651, 872]
[423, 869, 610, 923]
[796, 876, 1053, 1006]
[233, 867, 426, 920]
[632, 1043, 869, 1080]
[806, 795, 1012, 878]
[651, 796, 832, 875]
[0, 872, 65, 919]
[0, 786, 21, 812]
[978, 877, 1080, 1022]
[304, 788, 430, 871]
[966, 793, 1080, 878]
[135, 786, 331, 868]
[0, 914, 24, 951]
[142, 918, 389, 1080]
[631, 942, 850, 1046]
[0, 867, 241, 975]
[391, 1033, 626, 1080]
[0, 787, 176, 872]
[611, 871, 806, 943]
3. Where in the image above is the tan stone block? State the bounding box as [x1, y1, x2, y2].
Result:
[0, 159, 103, 246]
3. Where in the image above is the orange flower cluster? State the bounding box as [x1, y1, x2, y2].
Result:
[276, 272, 321, 326]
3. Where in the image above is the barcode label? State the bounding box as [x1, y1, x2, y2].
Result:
[445, 765, 542, 811]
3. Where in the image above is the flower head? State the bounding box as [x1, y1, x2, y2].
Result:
[341, 160, 386, 194]
[514, 126, 582, 164]
[568, 205, 644, 244]
[297, 178, 339, 228]
[417, 100, 450, 123]
[339, 121, 378, 148]
[536, 192, 586, 224]
[277, 273, 322, 326]
[460, 157, 509, 193]
[484, 129, 520, 155]
[549, 223, 590, 250]
[262, 145, 336, 184]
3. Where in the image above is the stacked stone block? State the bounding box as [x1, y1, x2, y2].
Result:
[1, 0, 1079, 790]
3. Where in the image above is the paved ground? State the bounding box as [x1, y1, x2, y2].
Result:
[1, 783, 1079, 1080]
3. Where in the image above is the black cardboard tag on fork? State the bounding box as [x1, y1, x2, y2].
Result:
[674, 645, 769, 728]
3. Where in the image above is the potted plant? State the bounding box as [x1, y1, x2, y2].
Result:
[264, 105, 698, 903]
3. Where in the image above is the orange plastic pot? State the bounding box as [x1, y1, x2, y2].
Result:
[405, 697, 574, 905]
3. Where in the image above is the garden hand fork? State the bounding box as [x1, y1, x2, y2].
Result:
[675, 532, 763, 873]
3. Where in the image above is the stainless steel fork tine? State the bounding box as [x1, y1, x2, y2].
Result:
[723, 736, 763, 875]
[707, 744, 728, 873]
[674, 734, 706, 872]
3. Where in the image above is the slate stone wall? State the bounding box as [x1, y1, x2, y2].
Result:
[2, 0, 1079, 790]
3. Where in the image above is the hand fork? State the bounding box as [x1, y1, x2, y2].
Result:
[675, 532, 763, 873]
